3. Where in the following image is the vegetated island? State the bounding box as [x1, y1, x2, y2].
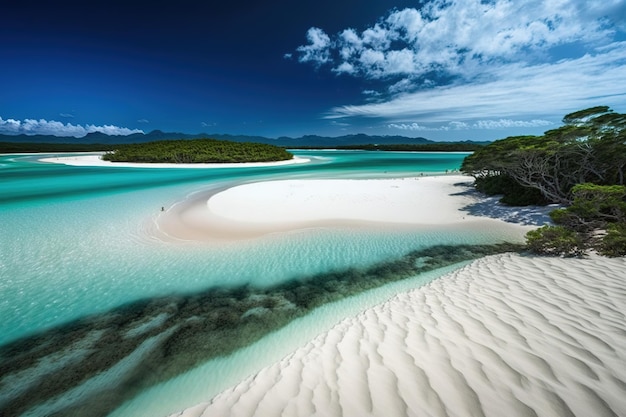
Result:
[102, 138, 293, 164]
[461, 105, 626, 257]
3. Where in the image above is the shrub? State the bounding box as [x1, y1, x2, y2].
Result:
[599, 223, 626, 257]
[525, 225, 584, 257]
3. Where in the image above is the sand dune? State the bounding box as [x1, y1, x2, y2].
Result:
[172, 253, 626, 417]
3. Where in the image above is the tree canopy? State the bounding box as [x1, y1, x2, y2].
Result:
[461, 106, 625, 205]
[461, 106, 626, 257]
[102, 138, 293, 164]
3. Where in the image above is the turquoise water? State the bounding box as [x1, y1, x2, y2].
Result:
[0, 150, 523, 416]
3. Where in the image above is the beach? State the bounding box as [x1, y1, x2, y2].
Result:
[155, 175, 626, 417]
[39, 153, 311, 168]
[155, 175, 541, 242]
[4, 151, 623, 417]
[173, 252, 626, 417]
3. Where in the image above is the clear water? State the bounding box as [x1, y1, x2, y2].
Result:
[0, 150, 524, 416]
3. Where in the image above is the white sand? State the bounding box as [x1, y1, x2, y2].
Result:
[209, 177, 472, 224]
[39, 153, 310, 168]
[172, 253, 626, 417]
[156, 175, 535, 242]
[155, 173, 623, 416]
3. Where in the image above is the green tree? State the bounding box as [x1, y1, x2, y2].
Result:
[461, 107, 626, 205]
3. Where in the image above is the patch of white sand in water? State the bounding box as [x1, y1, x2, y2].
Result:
[156, 176, 534, 242]
[172, 253, 626, 417]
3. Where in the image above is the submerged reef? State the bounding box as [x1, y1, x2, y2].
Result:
[0, 243, 521, 417]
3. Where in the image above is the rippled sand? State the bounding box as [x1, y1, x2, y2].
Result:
[173, 253, 626, 417]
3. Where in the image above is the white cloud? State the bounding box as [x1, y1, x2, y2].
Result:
[334, 62, 356, 75]
[295, 0, 626, 136]
[327, 41, 626, 125]
[388, 118, 552, 132]
[0, 117, 144, 137]
[473, 119, 553, 129]
[297, 0, 621, 80]
[296, 27, 332, 65]
[388, 122, 435, 131]
[137, 118, 149, 124]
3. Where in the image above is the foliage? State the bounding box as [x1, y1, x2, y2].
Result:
[599, 223, 626, 257]
[102, 138, 293, 163]
[459, 106, 626, 257]
[474, 174, 547, 205]
[526, 183, 626, 256]
[526, 225, 585, 257]
[461, 106, 626, 204]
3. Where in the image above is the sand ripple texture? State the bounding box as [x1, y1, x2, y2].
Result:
[173, 253, 626, 417]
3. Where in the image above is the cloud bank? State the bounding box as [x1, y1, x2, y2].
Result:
[0, 117, 144, 137]
[297, 0, 626, 129]
[389, 118, 553, 132]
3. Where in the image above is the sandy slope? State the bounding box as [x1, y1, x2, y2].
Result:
[172, 253, 626, 417]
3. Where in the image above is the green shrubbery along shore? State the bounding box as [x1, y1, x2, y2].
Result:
[461, 106, 626, 256]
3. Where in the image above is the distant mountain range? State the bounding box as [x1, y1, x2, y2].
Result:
[0, 130, 488, 147]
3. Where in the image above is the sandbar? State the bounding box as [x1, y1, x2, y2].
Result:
[155, 175, 540, 242]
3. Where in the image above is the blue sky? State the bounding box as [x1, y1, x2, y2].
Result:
[1, 0, 625, 141]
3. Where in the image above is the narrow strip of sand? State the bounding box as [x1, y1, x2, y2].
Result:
[155, 175, 540, 242]
[39, 153, 310, 168]
[172, 253, 626, 417]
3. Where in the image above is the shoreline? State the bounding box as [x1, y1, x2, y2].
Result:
[154, 175, 542, 243]
[172, 252, 626, 417]
[38, 153, 311, 168]
[158, 174, 625, 417]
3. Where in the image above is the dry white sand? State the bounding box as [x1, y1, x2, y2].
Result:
[156, 175, 534, 242]
[172, 253, 626, 417]
[39, 153, 310, 168]
[209, 177, 472, 224]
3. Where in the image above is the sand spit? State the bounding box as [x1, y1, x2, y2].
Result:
[173, 253, 626, 417]
[39, 153, 310, 168]
[156, 175, 536, 242]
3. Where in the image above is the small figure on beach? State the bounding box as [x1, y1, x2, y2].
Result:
[161, 206, 164, 212]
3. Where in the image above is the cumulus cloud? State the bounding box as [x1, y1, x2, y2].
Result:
[297, 0, 626, 130]
[296, 27, 332, 65]
[388, 122, 435, 131]
[297, 0, 621, 81]
[0, 117, 144, 137]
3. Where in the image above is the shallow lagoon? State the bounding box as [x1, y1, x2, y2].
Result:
[0, 150, 525, 416]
